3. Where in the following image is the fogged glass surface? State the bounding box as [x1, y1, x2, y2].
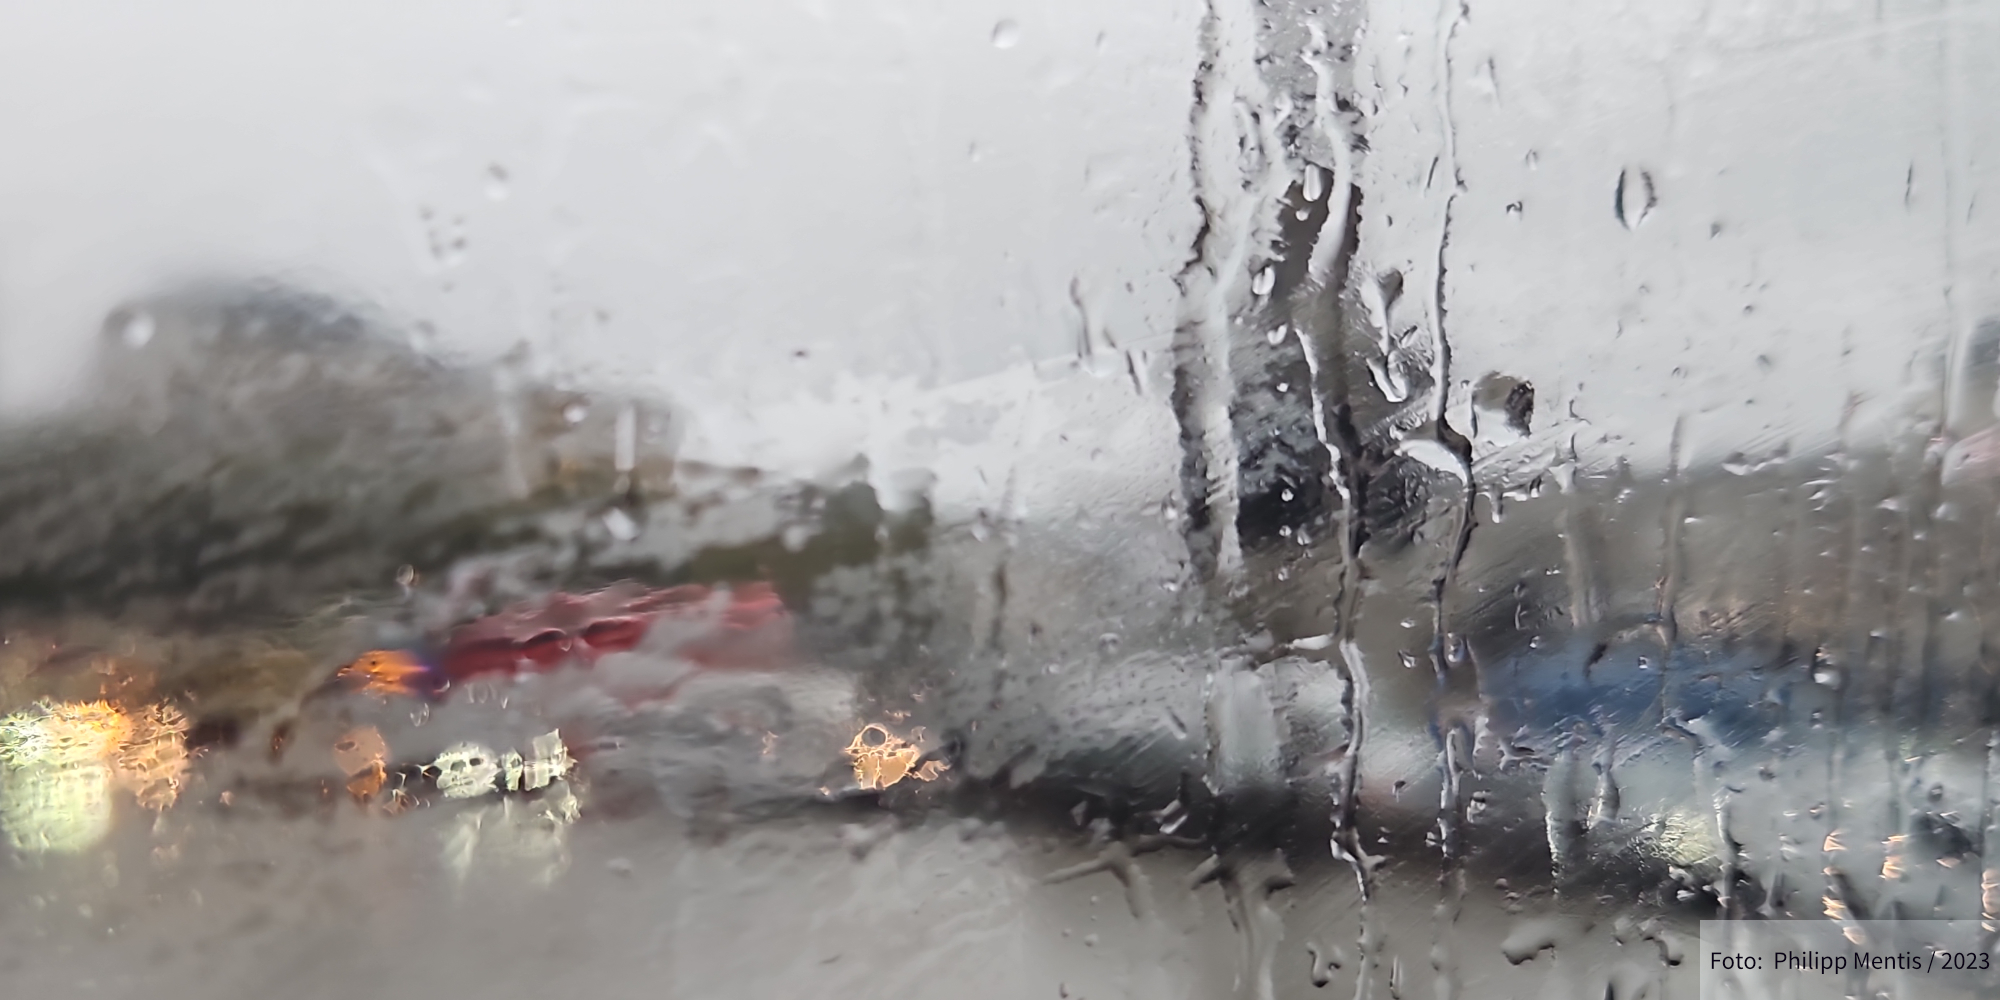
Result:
[1, 2, 1997, 998]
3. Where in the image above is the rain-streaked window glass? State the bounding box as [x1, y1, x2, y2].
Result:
[0, 2, 1996, 998]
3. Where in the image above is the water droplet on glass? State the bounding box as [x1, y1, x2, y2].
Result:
[1307, 943, 1344, 987]
[991, 19, 1020, 49]
[1251, 266, 1275, 297]
[602, 507, 639, 541]
[1302, 165, 1326, 202]
[1613, 167, 1657, 230]
[120, 312, 155, 349]
[485, 164, 510, 201]
[1366, 355, 1412, 403]
[562, 402, 588, 424]
[1501, 916, 1586, 964]
[614, 403, 637, 474]
[781, 522, 812, 552]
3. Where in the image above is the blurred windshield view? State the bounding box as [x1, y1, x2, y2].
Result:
[2, 3, 2000, 999]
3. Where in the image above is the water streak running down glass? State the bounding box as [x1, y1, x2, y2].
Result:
[0, 1, 1997, 998]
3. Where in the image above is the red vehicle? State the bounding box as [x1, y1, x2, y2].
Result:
[339, 581, 795, 700]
